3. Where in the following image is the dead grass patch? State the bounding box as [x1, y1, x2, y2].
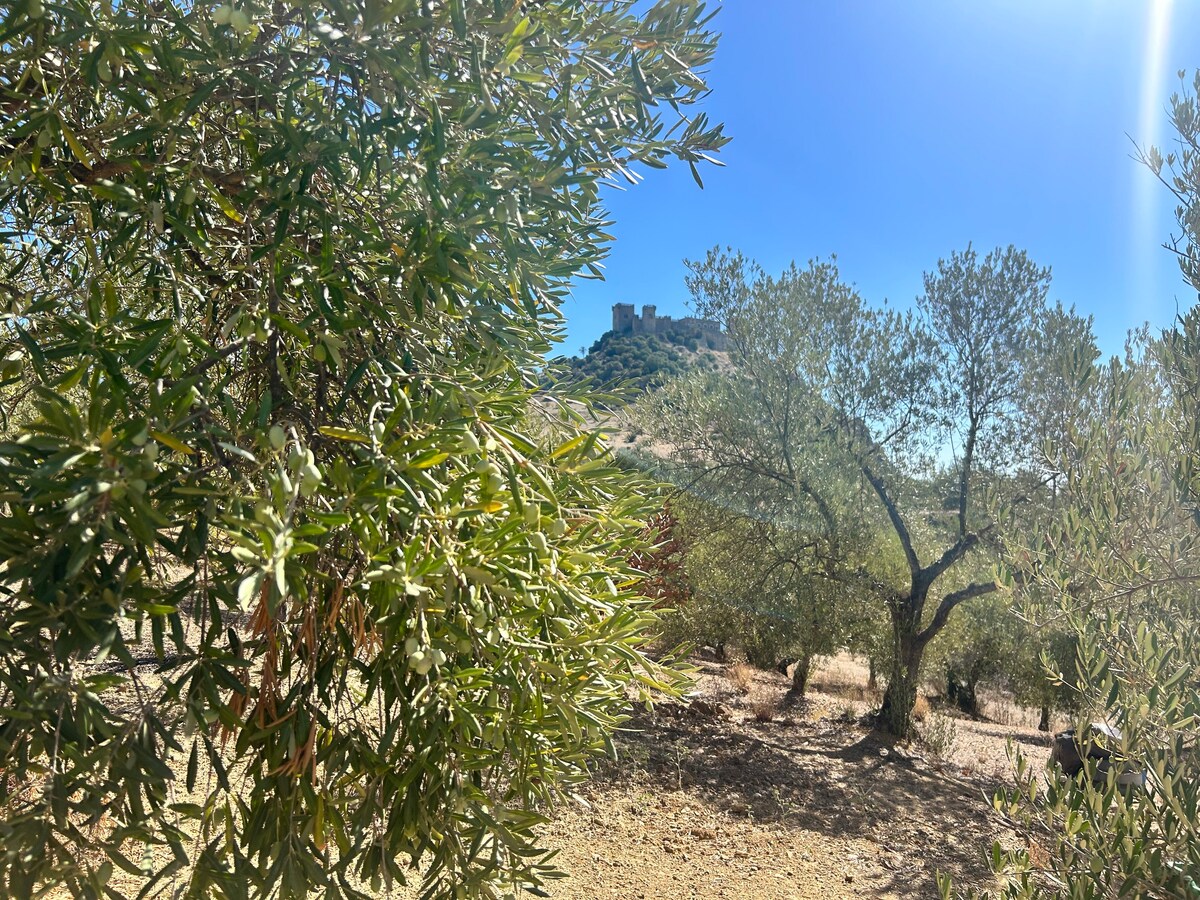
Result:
[977, 689, 1055, 731]
[809, 653, 881, 703]
[913, 694, 930, 722]
[750, 694, 778, 722]
[726, 661, 755, 695]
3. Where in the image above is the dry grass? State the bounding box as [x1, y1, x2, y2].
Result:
[726, 661, 755, 695]
[809, 653, 883, 705]
[977, 689, 1058, 731]
[810, 657, 1053, 731]
[750, 694, 778, 722]
[913, 694, 930, 722]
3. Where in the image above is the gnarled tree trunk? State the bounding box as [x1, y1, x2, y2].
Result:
[858, 455, 999, 739]
[879, 604, 927, 739]
[946, 668, 980, 717]
[788, 654, 812, 699]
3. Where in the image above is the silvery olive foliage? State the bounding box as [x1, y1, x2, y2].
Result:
[647, 490, 880, 698]
[950, 322, 1200, 900]
[0, 1, 726, 897]
[638, 248, 1092, 738]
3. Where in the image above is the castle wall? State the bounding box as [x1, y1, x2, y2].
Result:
[611, 303, 725, 349]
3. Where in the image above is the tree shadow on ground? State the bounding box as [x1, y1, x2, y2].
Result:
[589, 703, 1009, 898]
[964, 723, 1053, 749]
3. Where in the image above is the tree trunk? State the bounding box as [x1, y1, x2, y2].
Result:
[946, 669, 979, 717]
[1038, 705, 1051, 733]
[961, 679, 979, 717]
[789, 655, 811, 696]
[879, 658, 919, 738]
[879, 607, 926, 739]
[867, 656, 878, 692]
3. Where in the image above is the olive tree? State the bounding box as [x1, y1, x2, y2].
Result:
[658, 493, 876, 699]
[954, 321, 1200, 900]
[933, 593, 1074, 728]
[0, 1, 726, 898]
[936, 594, 1020, 717]
[641, 248, 1093, 737]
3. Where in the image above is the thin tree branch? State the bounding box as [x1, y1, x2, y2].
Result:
[861, 459, 921, 585]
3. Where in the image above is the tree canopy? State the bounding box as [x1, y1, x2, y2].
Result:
[638, 246, 1095, 736]
[0, 1, 726, 897]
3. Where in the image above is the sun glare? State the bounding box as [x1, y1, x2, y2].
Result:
[1133, 0, 1176, 317]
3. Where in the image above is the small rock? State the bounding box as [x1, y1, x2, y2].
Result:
[688, 698, 731, 719]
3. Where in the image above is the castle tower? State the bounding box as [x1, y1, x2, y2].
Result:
[642, 304, 656, 334]
[612, 303, 635, 334]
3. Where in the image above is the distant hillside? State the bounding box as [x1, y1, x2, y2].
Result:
[557, 329, 721, 392]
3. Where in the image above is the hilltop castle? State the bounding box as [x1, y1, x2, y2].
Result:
[611, 303, 727, 351]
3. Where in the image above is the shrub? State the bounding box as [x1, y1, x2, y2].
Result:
[727, 662, 755, 695]
[751, 695, 778, 723]
[919, 716, 958, 760]
[0, 2, 726, 897]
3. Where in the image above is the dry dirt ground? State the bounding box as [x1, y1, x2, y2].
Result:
[515, 655, 1053, 900]
[44, 653, 1052, 899]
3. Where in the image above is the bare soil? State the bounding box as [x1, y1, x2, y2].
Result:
[517, 656, 1049, 900]
[43, 652, 1050, 899]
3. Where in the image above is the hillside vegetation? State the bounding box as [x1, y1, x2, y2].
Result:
[559, 328, 722, 392]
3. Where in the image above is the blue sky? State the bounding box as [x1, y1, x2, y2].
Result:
[560, 1, 1200, 358]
